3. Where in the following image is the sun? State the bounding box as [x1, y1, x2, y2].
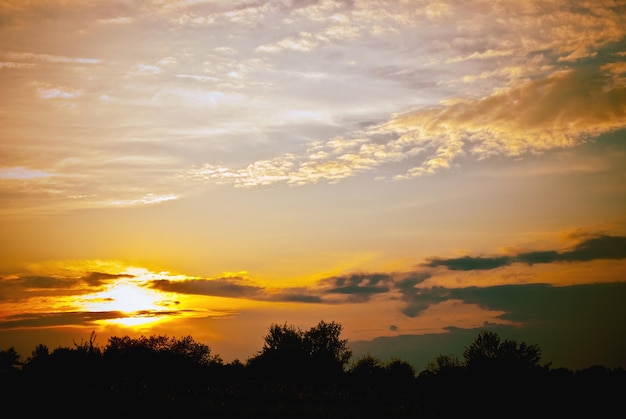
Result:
[80, 278, 173, 327]
[97, 283, 160, 313]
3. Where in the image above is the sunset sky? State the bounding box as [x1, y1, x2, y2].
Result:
[1, 0, 625, 371]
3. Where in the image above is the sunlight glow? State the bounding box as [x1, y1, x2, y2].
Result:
[81, 278, 173, 327]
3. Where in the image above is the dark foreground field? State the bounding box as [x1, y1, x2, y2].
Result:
[1, 323, 624, 417]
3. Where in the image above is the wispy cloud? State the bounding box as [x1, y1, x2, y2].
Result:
[186, 62, 626, 187]
[0, 167, 52, 179]
[2, 0, 625, 214]
[2, 52, 100, 64]
[108, 193, 178, 207]
[34, 83, 83, 100]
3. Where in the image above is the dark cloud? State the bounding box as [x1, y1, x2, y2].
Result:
[326, 285, 389, 296]
[398, 285, 450, 318]
[351, 326, 481, 371]
[561, 235, 626, 261]
[515, 251, 560, 265]
[81, 271, 134, 287]
[321, 273, 393, 302]
[22, 276, 81, 289]
[327, 273, 392, 287]
[149, 277, 263, 299]
[268, 293, 323, 303]
[148, 273, 399, 305]
[447, 282, 626, 324]
[423, 235, 626, 271]
[425, 256, 512, 271]
[0, 271, 134, 302]
[352, 282, 626, 371]
[0, 275, 92, 302]
[0, 309, 186, 329]
[147, 270, 450, 309]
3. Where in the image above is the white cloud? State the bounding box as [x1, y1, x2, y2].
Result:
[131, 64, 162, 75]
[108, 194, 178, 207]
[3, 52, 100, 64]
[34, 83, 83, 99]
[0, 62, 35, 69]
[97, 17, 134, 25]
[185, 63, 626, 186]
[0, 167, 52, 180]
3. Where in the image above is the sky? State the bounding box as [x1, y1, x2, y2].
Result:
[1, 0, 625, 371]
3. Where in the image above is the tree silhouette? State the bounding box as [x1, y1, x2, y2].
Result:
[304, 320, 352, 378]
[460, 329, 546, 414]
[0, 347, 20, 373]
[248, 320, 351, 383]
[423, 353, 463, 375]
[385, 357, 416, 387]
[349, 353, 385, 383]
[463, 329, 541, 373]
[2, 323, 625, 417]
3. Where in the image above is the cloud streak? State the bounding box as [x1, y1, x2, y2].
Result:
[424, 235, 626, 271]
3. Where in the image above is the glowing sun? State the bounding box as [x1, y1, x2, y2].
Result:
[81, 279, 172, 327]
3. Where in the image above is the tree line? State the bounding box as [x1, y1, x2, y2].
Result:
[0, 320, 623, 417]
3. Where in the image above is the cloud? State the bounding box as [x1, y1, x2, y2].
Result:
[108, 193, 178, 207]
[267, 293, 323, 304]
[256, 32, 319, 53]
[0, 167, 52, 179]
[443, 282, 626, 332]
[375, 65, 626, 179]
[561, 235, 626, 262]
[148, 272, 399, 305]
[2, 225, 625, 334]
[20, 276, 81, 289]
[129, 63, 163, 76]
[187, 62, 626, 187]
[2, 52, 100, 64]
[35, 83, 83, 100]
[0, 270, 138, 303]
[392, 272, 450, 317]
[81, 272, 135, 287]
[320, 273, 393, 302]
[352, 280, 626, 371]
[424, 235, 626, 271]
[0, 309, 191, 330]
[149, 276, 265, 299]
[424, 256, 511, 271]
[0, 62, 36, 69]
[255, 21, 360, 53]
[97, 16, 134, 25]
